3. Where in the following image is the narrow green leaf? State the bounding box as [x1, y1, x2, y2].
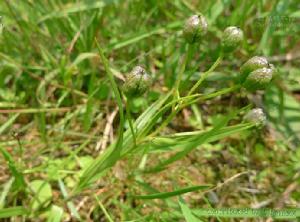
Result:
[0, 207, 27, 218]
[146, 107, 252, 172]
[0, 114, 19, 134]
[178, 197, 202, 222]
[38, 1, 118, 23]
[76, 91, 171, 191]
[0, 178, 14, 209]
[0, 146, 25, 189]
[58, 180, 81, 221]
[75, 39, 125, 192]
[146, 115, 232, 172]
[132, 185, 210, 200]
[94, 195, 114, 222]
[108, 21, 181, 50]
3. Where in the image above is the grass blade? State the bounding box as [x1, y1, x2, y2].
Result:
[0, 146, 25, 189]
[0, 178, 14, 209]
[38, 1, 118, 23]
[0, 114, 19, 134]
[178, 197, 202, 222]
[146, 106, 252, 172]
[0, 207, 27, 218]
[58, 180, 81, 221]
[132, 185, 210, 200]
[94, 194, 114, 222]
[75, 39, 124, 192]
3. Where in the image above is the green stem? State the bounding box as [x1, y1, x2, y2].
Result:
[148, 94, 200, 137]
[188, 52, 224, 96]
[126, 99, 137, 146]
[125, 98, 136, 146]
[174, 44, 194, 98]
[202, 84, 240, 100]
[149, 85, 240, 138]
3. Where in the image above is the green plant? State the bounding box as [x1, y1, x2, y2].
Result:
[78, 13, 269, 194]
[1, 1, 299, 221]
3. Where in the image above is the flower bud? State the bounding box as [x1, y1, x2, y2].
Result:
[122, 66, 152, 97]
[244, 108, 266, 127]
[240, 56, 269, 83]
[183, 14, 208, 44]
[221, 26, 243, 53]
[242, 67, 273, 91]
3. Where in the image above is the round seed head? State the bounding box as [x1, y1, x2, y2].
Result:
[240, 56, 269, 83]
[122, 66, 152, 97]
[244, 108, 266, 127]
[221, 26, 244, 53]
[183, 14, 208, 44]
[243, 67, 273, 91]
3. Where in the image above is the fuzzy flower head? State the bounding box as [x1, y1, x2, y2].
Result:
[183, 14, 208, 44]
[240, 56, 276, 91]
[122, 66, 152, 97]
[244, 108, 267, 128]
[221, 26, 244, 53]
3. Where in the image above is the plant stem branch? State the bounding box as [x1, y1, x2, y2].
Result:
[174, 44, 193, 98]
[126, 99, 137, 146]
[188, 53, 224, 96]
[149, 85, 240, 137]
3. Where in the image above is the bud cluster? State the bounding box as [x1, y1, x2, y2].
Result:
[240, 56, 276, 91]
[120, 14, 276, 129]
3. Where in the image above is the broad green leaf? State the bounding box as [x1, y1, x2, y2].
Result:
[29, 180, 52, 210]
[78, 156, 94, 170]
[47, 205, 64, 222]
